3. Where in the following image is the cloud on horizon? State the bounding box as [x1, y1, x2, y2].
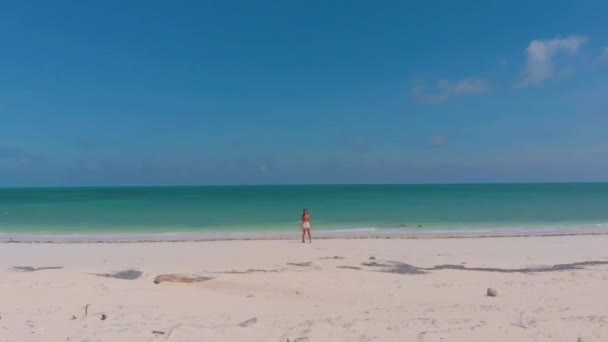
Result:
[597, 47, 608, 65]
[516, 35, 588, 88]
[258, 163, 269, 174]
[411, 78, 489, 103]
[0, 146, 36, 170]
[431, 136, 449, 147]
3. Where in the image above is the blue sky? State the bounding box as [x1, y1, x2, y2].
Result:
[1, 1, 608, 186]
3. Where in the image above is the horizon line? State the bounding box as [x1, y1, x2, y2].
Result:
[1, 180, 608, 190]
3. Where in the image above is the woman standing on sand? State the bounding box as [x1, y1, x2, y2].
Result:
[301, 208, 312, 243]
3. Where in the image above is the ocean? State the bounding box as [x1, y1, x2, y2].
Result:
[1, 183, 608, 240]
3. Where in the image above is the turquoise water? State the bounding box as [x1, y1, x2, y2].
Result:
[1, 183, 608, 236]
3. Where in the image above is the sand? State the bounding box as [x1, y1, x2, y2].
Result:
[1, 235, 608, 341]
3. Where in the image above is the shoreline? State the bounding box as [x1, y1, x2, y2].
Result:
[3, 226, 608, 243]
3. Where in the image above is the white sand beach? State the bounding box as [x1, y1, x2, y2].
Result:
[1, 235, 608, 341]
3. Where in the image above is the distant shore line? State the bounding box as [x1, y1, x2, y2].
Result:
[3, 227, 608, 243]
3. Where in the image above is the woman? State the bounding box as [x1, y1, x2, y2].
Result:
[301, 208, 312, 243]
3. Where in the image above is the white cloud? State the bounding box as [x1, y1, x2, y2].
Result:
[517, 35, 588, 87]
[84, 161, 100, 172]
[0, 146, 33, 169]
[412, 78, 489, 103]
[598, 47, 608, 65]
[431, 136, 449, 147]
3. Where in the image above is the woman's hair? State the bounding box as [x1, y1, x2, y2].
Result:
[302, 208, 308, 220]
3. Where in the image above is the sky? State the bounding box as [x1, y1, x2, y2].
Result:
[1, 1, 608, 186]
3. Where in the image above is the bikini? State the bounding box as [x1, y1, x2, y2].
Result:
[302, 214, 311, 229]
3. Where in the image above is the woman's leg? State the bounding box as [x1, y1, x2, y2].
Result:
[306, 229, 312, 242]
[302, 229, 305, 243]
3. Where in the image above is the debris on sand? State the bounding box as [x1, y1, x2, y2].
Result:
[362, 261, 427, 275]
[220, 268, 282, 274]
[13, 266, 63, 272]
[337, 265, 361, 270]
[287, 262, 313, 267]
[96, 269, 142, 280]
[153, 274, 214, 284]
[487, 288, 498, 297]
[238, 317, 257, 328]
